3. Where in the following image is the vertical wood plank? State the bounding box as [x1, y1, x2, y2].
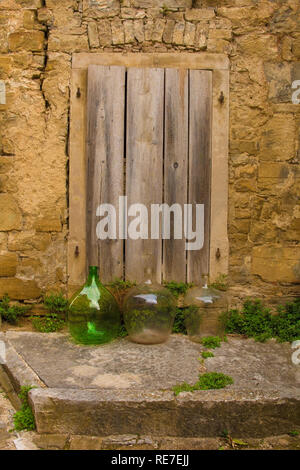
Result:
[86, 65, 125, 283]
[163, 68, 189, 282]
[187, 70, 212, 284]
[210, 69, 229, 281]
[68, 68, 87, 296]
[126, 68, 164, 283]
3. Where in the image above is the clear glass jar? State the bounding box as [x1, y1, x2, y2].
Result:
[68, 266, 121, 345]
[184, 274, 227, 342]
[123, 279, 176, 344]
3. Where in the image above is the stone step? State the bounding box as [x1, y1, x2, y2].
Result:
[29, 387, 300, 439]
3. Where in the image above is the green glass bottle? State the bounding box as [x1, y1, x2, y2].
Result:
[68, 266, 121, 345]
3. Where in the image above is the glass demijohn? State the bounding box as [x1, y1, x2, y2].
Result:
[123, 278, 177, 345]
[184, 274, 227, 342]
[68, 266, 121, 345]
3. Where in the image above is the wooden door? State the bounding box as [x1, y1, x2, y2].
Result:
[86, 65, 212, 284]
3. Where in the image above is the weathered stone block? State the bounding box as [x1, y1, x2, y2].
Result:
[35, 215, 62, 232]
[162, 19, 175, 44]
[29, 387, 300, 438]
[32, 433, 68, 450]
[132, 1, 192, 7]
[252, 246, 300, 283]
[37, 8, 53, 25]
[292, 38, 300, 59]
[48, 33, 88, 52]
[111, 18, 125, 45]
[8, 31, 44, 52]
[23, 10, 37, 29]
[258, 162, 297, 179]
[0, 157, 13, 174]
[88, 22, 100, 48]
[185, 8, 215, 21]
[194, 24, 207, 50]
[0, 278, 41, 299]
[69, 435, 103, 450]
[152, 19, 165, 42]
[0, 253, 18, 277]
[98, 20, 111, 46]
[0, 56, 12, 74]
[259, 114, 296, 161]
[237, 34, 278, 59]
[173, 22, 185, 45]
[123, 20, 134, 44]
[8, 232, 51, 252]
[16, 0, 42, 7]
[134, 20, 144, 43]
[0, 195, 22, 231]
[184, 22, 195, 47]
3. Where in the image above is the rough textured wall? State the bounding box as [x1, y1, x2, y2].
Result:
[0, 0, 299, 304]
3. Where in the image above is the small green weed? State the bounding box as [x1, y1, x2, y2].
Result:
[288, 430, 299, 437]
[117, 323, 128, 338]
[0, 294, 30, 324]
[224, 298, 300, 343]
[107, 278, 136, 291]
[172, 308, 187, 334]
[163, 281, 193, 299]
[173, 372, 233, 396]
[201, 351, 214, 359]
[201, 336, 222, 349]
[44, 291, 68, 316]
[32, 292, 68, 333]
[160, 4, 170, 16]
[13, 386, 36, 431]
[32, 314, 65, 333]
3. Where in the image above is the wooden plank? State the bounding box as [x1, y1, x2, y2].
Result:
[210, 69, 229, 281]
[187, 70, 212, 284]
[163, 68, 189, 282]
[125, 68, 164, 283]
[68, 68, 87, 296]
[72, 53, 230, 71]
[86, 65, 125, 283]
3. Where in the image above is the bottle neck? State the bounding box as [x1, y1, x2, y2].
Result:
[87, 266, 99, 284]
[201, 274, 209, 289]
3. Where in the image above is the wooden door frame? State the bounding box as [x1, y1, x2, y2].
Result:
[68, 53, 229, 295]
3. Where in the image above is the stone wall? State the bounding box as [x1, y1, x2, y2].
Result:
[0, 0, 299, 305]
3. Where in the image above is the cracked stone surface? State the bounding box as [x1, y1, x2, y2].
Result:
[3, 331, 300, 396]
[4, 331, 205, 390]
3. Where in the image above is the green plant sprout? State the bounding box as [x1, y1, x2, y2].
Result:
[223, 298, 300, 343]
[201, 336, 222, 349]
[173, 372, 233, 396]
[13, 386, 36, 431]
[163, 280, 193, 299]
[201, 351, 214, 359]
[0, 294, 30, 324]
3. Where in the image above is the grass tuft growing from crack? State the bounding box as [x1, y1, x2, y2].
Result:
[173, 372, 233, 396]
[13, 386, 36, 431]
[200, 336, 222, 349]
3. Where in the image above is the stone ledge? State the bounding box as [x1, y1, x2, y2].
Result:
[29, 387, 300, 438]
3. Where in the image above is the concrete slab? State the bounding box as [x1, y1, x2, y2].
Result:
[1, 331, 299, 438]
[3, 331, 204, 391]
